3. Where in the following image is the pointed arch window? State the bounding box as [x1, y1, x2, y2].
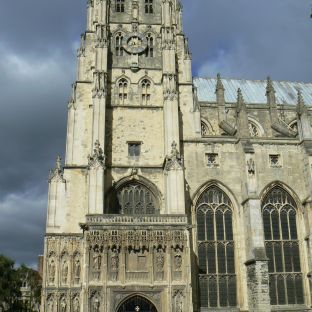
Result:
[262, 187, 304, 305]
[145, 0, 154, 14]
[141, 79, 151, 105]
[196, 186, 237, 308]
[145, 34, 154, 58]
[114, 183, 159, 215]
[115, 32, 124, 56]
[116, 0, 125, 13]
[118, 78, 128, 105]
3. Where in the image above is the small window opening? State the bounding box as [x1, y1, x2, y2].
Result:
[116, 32, 124, 56]
[118, 78, 128, 105]
[116, 0, 125, 13]
[128, 142, 141, 157]
[141, 79, 151, 105]
[145, 0, 154, 14]
[145, 34, 154, 58]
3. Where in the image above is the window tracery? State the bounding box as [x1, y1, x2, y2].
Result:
[115, 32, 124, 56]
[118, 78, 128, 105]
[115, 0, 125, 13]
[141, 79, 151, 105]
[145, 33, 154, 58]
[262, 187, 304, 305]
[115, 183, 159, 215]
[201, 120, 215, 136]
[248, 121, 261, 137]
[145, 0, 154, 14]
[196, 186, 237, 308]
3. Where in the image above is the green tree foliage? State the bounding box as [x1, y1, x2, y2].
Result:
[0, 255, 41, 312]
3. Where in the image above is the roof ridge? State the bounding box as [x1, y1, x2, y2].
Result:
[194, 76, 312, 85]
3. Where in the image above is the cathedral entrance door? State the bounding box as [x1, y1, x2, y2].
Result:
[117, 295, 157, 312]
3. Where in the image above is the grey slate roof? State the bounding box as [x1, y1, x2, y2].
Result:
[193, 77, 312, 106]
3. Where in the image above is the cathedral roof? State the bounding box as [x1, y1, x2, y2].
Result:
[194, 77, 312, 106]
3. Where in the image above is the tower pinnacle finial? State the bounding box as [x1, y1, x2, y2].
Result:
[266, 76, 275, 95]
[216, 73, 224, 92]
[297, 89, 306, 116]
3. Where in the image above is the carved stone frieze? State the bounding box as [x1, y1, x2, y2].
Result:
[86, 229, 187, 249]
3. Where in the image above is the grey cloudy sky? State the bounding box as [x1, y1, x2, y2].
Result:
[0, 0, 311, 267]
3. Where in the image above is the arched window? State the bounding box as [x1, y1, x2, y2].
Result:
[141, 79, 151, 105]
[114, 183, 158, 214]
[115, 32, 124, 56]
[145, 0, 154, 14]
[248, 121, 261, 137]
[145, 34, 154, 58]
[118, 78, 128, 105]
[196, 186, 236, 308]
[201, 120, 215, 136]
[262, 187, 304, 305]
[116, 0, 125, 13]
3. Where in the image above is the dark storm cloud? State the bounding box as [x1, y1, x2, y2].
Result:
[0, 0, 311, 266]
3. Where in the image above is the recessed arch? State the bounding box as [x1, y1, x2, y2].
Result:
[201, 118, 216, 136]
[106, 175, 162, 214]
[117, 294, 158, 312]
[248, 116, 264, 137]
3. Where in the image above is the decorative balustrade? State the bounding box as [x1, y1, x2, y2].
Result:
[86, 214, 187, 225]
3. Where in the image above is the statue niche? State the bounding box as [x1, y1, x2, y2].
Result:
[108, 180, 160, 215]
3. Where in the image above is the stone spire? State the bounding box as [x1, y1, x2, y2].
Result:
[49, 156, 65, 182]
[266, 76, 276, 107]
[216, 73, 225, 92]
[297, 89, 306, 116]
[236, 88, 249, 138]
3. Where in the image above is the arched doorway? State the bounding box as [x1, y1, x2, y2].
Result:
[117, 295, 157, 312]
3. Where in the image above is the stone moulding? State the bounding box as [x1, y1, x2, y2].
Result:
[85, 214, 188, 225]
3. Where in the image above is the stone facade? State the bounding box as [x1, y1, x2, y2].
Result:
[41, 0, 312, 311]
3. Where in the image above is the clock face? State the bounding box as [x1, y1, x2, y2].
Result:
[122, 32, 148, 54]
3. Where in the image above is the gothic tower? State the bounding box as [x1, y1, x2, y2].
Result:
[42, 0, 195, 311]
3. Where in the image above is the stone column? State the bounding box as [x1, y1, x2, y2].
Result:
[242, 143, 271, 312]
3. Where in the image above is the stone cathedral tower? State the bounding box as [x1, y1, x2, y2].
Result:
[42, 0, 194, 311]
[42, 0, 312, 311]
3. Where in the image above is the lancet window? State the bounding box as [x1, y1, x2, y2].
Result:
[262, 187, 304, 305]
[115, 32, 124, 56]
[141, 79, 151, 105]
[145, 0, 154, 14]
[118, 78, 128, 105]
[116, 0, 125, 13]
[116, 183, 158, 215]
[196, 186, 237, 308]
[145, 34, 154, 58]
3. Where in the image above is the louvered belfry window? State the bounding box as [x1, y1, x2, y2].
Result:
[262, 187, 304, 305]
[117, 183, 158, 215]
[196, 186, 237, 308]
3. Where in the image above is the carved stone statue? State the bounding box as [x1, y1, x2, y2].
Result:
[73, 297, 80, 312]
[156, 250, 165, 271]
[111, 249, 119, 271]
[74, 259, 81, 283]
[62, 261, 69, 284]
[48, 260, 56, 284]
[93, 247, 102, 271]
[92, 297, 100, 312]
[47, 299, 54, 312]
[60, 298, 67, 312]
[175, 254, 182, 271]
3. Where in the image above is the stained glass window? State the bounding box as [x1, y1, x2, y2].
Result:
[262, 187, 304, 305]
[196, 186, 237, 308]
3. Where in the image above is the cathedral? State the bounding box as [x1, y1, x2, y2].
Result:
[41, 0, 312, 311]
